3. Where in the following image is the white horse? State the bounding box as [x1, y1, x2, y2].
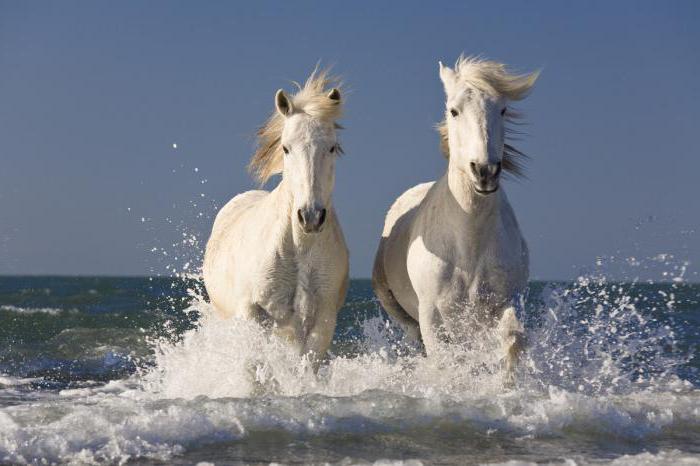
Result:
[203, 69, 349, 369]
[372, 56, 539, 384]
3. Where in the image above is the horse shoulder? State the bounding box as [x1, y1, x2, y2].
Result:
[329, 207, 349, 258]
[336, 267, 349, 310]
[373, 182, 435, 320]
[307, 213, 349, 303]
[203, 189, 270, 317]
[496, 196, 528, 264]
[495, 197, 529, 286]
[381, 181, 435, 238]
[205, 190, 268, 269]
[210, 190, 268, 233]
[329, 214, 350, 310]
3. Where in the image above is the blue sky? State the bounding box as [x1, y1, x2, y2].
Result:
[1, 1, 699, 280]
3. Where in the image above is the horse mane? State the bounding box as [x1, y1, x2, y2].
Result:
[248, 67, 344, 184]
[437, 55, 539, 178]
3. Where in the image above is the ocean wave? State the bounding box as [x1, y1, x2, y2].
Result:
[0, 305, 67, 316]
[0, 383, 699, 465]
[0, 276, 698, 465]
[0, 375, 40, 387]
[485, 450, 700, 465]
[1, 303, 699, 465]
[605, 450, 700, 465]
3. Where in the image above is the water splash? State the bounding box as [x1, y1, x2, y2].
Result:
[523, 278, 694, 396]
[138, 264, 696, 404]
[1, 269, 698, 465]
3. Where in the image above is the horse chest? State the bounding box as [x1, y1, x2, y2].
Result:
[408, 231, 525, 311]
[438, 263, 515, 309]
[252, 244, 334, 319]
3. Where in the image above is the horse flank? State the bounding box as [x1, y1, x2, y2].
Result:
[248, 68, 344, 184]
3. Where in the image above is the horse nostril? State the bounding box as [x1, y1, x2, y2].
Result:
[318, 209, 327, 227]
[297, 209, 305, 225]
[470, 162, 478, 176]
[494, 162, 502, 176]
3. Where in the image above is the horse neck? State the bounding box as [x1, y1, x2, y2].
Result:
[440, 163, 503, 232]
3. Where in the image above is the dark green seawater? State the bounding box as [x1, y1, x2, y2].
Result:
[0, 276, 698, 465]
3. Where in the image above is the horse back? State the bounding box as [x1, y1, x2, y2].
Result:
[210, 190, 268, 234]
[381, 182, 434, 237]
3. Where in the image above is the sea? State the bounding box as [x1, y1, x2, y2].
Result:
[0, 273, 698, 465]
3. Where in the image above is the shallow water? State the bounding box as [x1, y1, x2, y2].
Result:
[0, 276, 698, 465]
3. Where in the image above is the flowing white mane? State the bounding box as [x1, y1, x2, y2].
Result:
[249, 68, 344, 184]
[437, 55, 539, 178]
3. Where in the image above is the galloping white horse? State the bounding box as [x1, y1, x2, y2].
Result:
[203, 69, 349, 368]
[372, 56, 539, 383]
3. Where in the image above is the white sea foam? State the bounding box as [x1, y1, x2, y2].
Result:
[605, 449, 700, 465]
[1, 375, 699, 465]
[484, 450, 700, 465]
[0, 305, 66, 315]
[0, 375, 39, 387]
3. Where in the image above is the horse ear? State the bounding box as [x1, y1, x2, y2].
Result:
[438, 61, 456, 93]
[275, 89, 294, 116]
[327, 88, 341, 102]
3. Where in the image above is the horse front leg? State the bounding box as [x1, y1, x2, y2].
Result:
[418, 304, 445, 356]
[303, 314, 337, 373]
[497, 306, 525, 387]
[296, 290, 340, 372]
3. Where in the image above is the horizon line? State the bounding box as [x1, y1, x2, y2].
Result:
[0, 274, 696, 285]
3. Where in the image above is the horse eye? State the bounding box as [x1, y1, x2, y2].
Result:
[329, 145, 336, 154]
[450, 108, 459, 117]
[282, 145, 289, 154]
[500, 107, 507, 116]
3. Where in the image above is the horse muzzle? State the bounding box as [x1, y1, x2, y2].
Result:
[471, 161, 501, 195]
[297, 206, 327, 233]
